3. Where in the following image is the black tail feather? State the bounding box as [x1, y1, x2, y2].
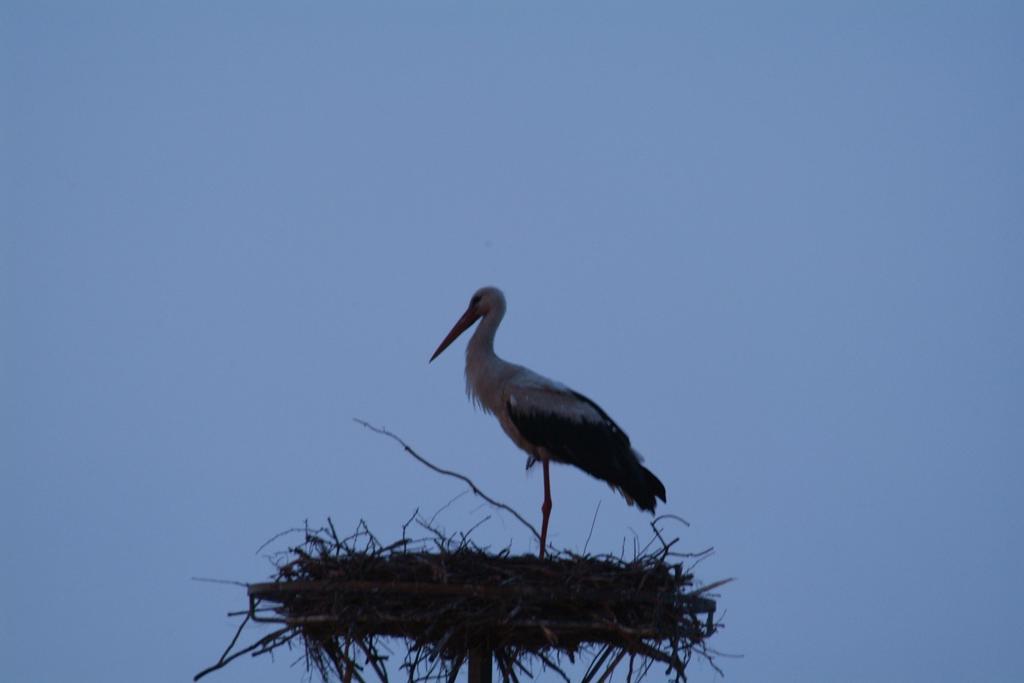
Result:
[626, 464, 666, 513]
[644, 466, 667, 504]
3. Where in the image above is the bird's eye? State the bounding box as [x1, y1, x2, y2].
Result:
[470, 295, 482, 305]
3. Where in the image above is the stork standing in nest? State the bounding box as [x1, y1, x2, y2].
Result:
[430, 286, 667, 559]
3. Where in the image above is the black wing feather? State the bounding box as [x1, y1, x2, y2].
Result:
[508, 393, 666, 511]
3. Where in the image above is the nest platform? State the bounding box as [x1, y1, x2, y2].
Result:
[197, 520, 725, 682]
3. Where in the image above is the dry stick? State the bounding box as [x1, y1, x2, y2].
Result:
[685, 577, 735, 597]
[597, 648, 628, 683]
[214, 613, 249, 673]
[581, 644, 615, 683]
[535, 651, 571, 682]
[191, 577, 249, 587]
[583, 500, 602, 556]
[652, 513, 690, 528]
[254, 526, 308, 555]
[193, 626, 289, 681]
[353, 638, 390, 683]
[429, 490, 471, 527]
[354, 419, 541, 541]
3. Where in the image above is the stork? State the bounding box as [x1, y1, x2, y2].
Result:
[430, 286, 666, 559]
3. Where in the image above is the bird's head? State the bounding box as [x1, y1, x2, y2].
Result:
[430, 286, 505, 362]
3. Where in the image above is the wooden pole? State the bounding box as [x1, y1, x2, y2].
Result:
[467, 647, 492, 683]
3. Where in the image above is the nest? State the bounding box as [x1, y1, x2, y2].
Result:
[196, 518, 725, 682]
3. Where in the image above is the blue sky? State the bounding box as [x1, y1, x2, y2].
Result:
[3, 2, 1022, 681]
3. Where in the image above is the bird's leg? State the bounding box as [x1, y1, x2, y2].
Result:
[540, 459, 552, 560]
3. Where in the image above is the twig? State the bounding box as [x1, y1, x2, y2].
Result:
[597, 648, 627, 683]
[354, 419, 541, 541]
[581, 645, 614, 683]
[583, 501, 602, 556]
[193, 626, 289, 681]
[653, 513, 690, 528]
[191, 577, 248, 588]
[685, 577, 735, 597]
[429, 490, 470, 527]
[460, 514, 492, 542]
[255, 527, 307, 555]
[536, 651, 571, 682]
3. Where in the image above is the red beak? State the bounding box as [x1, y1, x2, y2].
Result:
[430, 306, 480, 362]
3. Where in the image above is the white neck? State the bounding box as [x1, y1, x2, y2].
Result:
[464, 299, 509, 412]
[467, 302, 503, 360]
